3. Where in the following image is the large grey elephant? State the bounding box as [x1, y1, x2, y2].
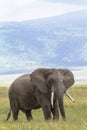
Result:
[6, 68, 74, 121]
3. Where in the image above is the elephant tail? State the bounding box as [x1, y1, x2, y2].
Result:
[5, 109, 11, 121]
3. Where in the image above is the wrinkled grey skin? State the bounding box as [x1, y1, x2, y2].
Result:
[6, 68, 74, 121]
[30, 68, 74, 121]
[6, 74, 34, 121]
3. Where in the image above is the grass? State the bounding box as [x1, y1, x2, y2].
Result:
[0, 83, 87, 130]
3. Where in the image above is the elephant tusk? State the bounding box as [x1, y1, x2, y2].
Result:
[65, 92, 75, 103]
[51, 92, 54, 108]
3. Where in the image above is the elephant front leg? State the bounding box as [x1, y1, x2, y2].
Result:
[42, 104, 51, 120]
[40, 96, 51, 120]
[25, 110, 33, 121]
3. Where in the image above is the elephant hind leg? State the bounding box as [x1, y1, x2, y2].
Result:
[25, 110, 33, 121]
[10, 99, 19, 121]
[12, 109, 19, 121]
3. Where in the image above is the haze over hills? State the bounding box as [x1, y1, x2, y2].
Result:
[0, 9, 87, 78]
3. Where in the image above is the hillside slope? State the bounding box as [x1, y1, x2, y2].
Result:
[0, 10, 87, 74]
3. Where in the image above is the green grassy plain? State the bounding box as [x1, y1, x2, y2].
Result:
[0, 83, 87, 130]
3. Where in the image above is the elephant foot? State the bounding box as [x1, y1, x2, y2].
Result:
[45, 118, 52, 123]
[27, 117, 33, 121]
[53, 118, 59, 122]
[63, 117, 66, 121]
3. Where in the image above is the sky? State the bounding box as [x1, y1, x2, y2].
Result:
[0, 0, 87, 84]
[0, 0, 87, 22]
[0, 67, 87, 85]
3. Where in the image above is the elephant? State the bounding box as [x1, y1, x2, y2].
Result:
[6, 68, 74, 121]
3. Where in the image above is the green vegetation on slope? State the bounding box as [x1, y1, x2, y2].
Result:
[0, 84, 87, 130]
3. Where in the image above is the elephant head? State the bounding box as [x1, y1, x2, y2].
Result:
[30, 68, 75, 120]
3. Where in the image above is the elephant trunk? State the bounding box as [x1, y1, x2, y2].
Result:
[51, 92, 54, 108]
[58, 95, 66, 120]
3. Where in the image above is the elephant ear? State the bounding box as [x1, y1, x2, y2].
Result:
[58, 69, 74, 89]
[30, 69, 48, 93]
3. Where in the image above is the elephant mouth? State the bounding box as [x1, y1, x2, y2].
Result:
[51, 91, 75, 108]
